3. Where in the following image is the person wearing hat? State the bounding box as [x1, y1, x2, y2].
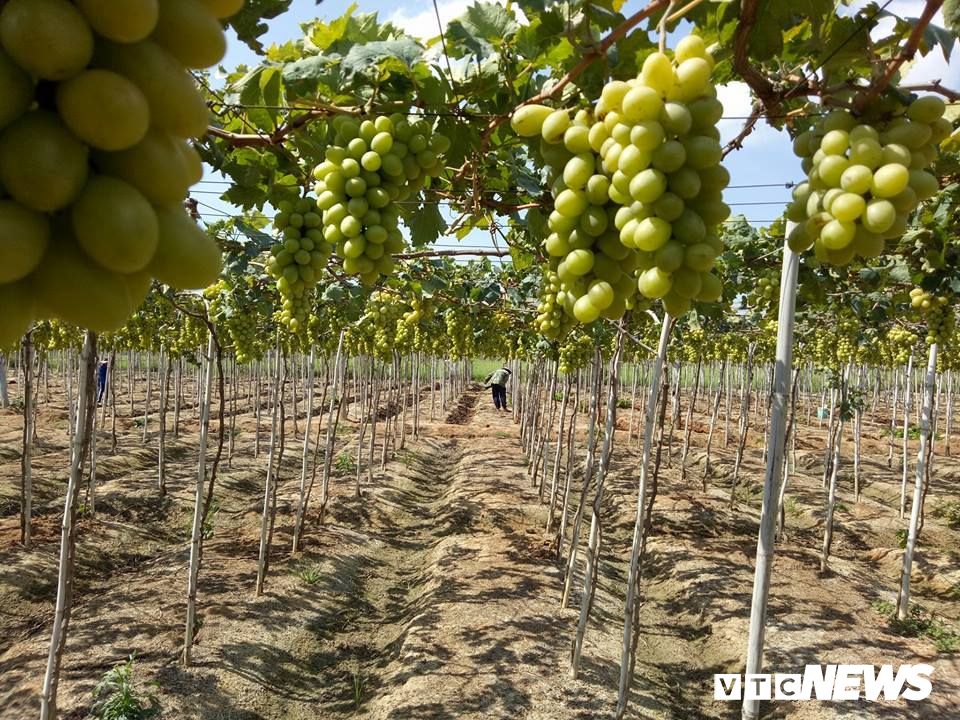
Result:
[483, 365, 512, 412]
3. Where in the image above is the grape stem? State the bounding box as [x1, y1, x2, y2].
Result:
[452, 0, 671, 187]
[732, 0, 783, 119]
[854, 0, 945, 113]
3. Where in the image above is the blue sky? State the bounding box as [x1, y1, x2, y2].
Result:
[196, 0, 959, 260]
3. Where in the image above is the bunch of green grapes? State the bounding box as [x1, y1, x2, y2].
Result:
[835, 318, 859, 364]
[513, 105, 640, 329]
[886, 326, 918, 365]
[910, 287, 955, 345]
[444, 307, 476, 359]
[347, 291, 408, 360]
[788, 96, 948, 264]
[605, 37, 729, 317]
[206, 279, 266, 364]
[168, 311, 208, 356]
[557, 330, 594, 374]
[512, 35, 727, 323]
[0, 0, 235, 348]
[312, 114, 449, 285]
[809, 328, 832, 368]
[265, 197, 330, 331]
[751, 268, 780, 309]
[678, 326, 706, 362]
[535, 269, 577, 339]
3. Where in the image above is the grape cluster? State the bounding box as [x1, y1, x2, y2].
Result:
[444, 307, 476, 359]
[910, 287, 955, 345]
[518, 106, 640, 326]
[887, 326, 918, 365]
[205, 279, 265, 364]
[835, 318, 858, 364]
[535, 269, 577, 339]
[0, 0, 234, 348]
[603, 37, 728, 317]
[752, 269, 779, 308]
[558, 331, 594, 374]
[513, 34, 728, 325]
[265, 197, 330, 331]
[312, 114, 449, 285]
[788, 96, 948, 264]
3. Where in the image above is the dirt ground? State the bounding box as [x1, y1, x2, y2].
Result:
[0, 371, 958, 719]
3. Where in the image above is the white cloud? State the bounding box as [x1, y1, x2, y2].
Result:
[716, 81, 781, 149]
[390, 0, 527, 40]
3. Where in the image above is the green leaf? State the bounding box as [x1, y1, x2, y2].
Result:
[405, 204, 447, 246]
[227, 0, 313, 53]
[341, 39, 424, 80]
[282, 55, 343, 101]
[447, 2, 520, 57]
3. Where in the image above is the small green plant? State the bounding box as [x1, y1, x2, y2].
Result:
[895, 529, 908, 549]
[893, 424, 942, 441]
[182, 499, 219, 540]
[295, 562, 322, 585]
[76, 502, 92, 519]
[90, 655, 159, 720]
[395, 450, 418, 468]
[934, 500, 960, 530]
[616, 398, 633, 409]
[783, 496, 802, 517]
[834, 501, 849, 513]
[872, 600, 960, 653]
[334, 452, 356, 474]
[350, 658, 366, 712]
[495, 431, 509, 439]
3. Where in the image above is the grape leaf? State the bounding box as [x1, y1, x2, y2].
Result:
[341, 39, 424, 80]
[227, 0, 320, 53]
[405, 204, 448, 246]
[447, 2, 520, 57]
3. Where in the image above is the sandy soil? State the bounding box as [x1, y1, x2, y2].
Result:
[0, 372, 957, 720]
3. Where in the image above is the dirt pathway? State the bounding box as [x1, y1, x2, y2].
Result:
[0, 387, 637, 719]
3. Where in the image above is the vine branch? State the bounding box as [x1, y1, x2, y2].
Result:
[855, 0, 946, 112]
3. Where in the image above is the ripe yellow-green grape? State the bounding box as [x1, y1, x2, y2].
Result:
[0, 200, 49, 283]
[0, 0, 93, 81]
[152, 0, 227, 69]
[55, 70, 151, 151]
[0, 112, 89, 212]
[94, 130, 195, 205]
[74, 0, 159, 43]
[149, 205, 222, 289]
[71, 177, 159, 274]
[32, 236, 152, 332]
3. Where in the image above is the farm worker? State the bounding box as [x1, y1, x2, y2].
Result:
[483, 365, 512, 412]
[96, 359, 108, 404]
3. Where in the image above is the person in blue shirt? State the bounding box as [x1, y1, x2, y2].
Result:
[96, 358, 108, 404]
[483, 365, 512, 412]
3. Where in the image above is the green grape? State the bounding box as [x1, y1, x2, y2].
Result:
[787, 94, 945, 266]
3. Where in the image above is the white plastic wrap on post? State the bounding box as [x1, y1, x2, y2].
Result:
[897, 342, 938, 619]
[742, 224, 801, 720]
[616, 313, 673, 718]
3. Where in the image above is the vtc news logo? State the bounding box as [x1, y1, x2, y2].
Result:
[714, 664, 934, 701]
